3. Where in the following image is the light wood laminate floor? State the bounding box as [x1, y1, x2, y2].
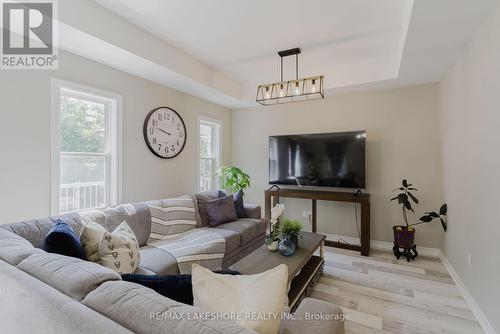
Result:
[311, 247, 483, 334]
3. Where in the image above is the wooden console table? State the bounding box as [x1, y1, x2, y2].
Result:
[265, 188, 370, 256]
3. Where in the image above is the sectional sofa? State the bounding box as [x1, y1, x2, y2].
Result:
[0, 191, 345, 334]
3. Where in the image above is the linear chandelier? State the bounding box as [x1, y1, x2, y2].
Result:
[256, 48, 324, 106]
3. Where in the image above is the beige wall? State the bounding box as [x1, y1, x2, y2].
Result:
[232, 84, 444, 248]
[439, 1, 500, 331]
[0, 50, 232, 223]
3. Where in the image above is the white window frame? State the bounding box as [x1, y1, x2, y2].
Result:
[51, 78, 122, 215]
[198, 115, 222, 192]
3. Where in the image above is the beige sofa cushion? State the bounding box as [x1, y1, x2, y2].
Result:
[244, 203, 262, 219]
[1, 214, 84, 248]
[83, 280, 255, 334]
[17, 252, 121, 300]
[138, 245, 179, 275]
[200, 226, 240, 253]
[215, 218, 267, 245]
[79, 210, 106, 227]
[104, 202, 152, 247]
[0, 261, 133, 334]
[0, 228, 45, 265]
[98, 222, 140, 275]
[0, 260, 133, 334]
[192, 263, 288, 334]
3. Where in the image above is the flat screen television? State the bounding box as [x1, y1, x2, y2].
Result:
[269, 131, 366, 189]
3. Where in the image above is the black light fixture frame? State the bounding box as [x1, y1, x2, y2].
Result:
[256, 47, 325, 106]
[278, 47, 301, 82]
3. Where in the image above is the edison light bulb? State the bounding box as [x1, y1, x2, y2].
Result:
[279, 84, 285, 97]
[265, 87, 270, 99]
[295, 83, 300, 95]
[311, 79, 317, 93]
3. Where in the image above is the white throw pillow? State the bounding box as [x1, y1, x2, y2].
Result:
[98, 222, 140, 275]
[192, 263, 288, 334]
[80, 222, 107, 262]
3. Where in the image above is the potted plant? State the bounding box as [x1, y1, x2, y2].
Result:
[216, 166, 251, 193]
[418, 204, 448, 232]
[278, 218, 303, 256]
[266, 203, 284, 251]
[266, 219, 280, 251]
[391, 179, 447, 261]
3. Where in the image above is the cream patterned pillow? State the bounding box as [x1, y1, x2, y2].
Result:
[192, 263, 288, 334]
[80, 222, 107, 262]
[98, 222, 140, 275]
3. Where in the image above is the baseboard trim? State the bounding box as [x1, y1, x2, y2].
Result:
[439, 251, 497, 334]
[324, 233, 441, 257]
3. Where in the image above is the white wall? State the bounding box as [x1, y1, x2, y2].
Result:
[439, 1, 500, 331]
[232, 84, 444, 248]
[0, 50, 231, 223]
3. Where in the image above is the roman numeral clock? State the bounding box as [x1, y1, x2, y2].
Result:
[143, 107, 187, 159]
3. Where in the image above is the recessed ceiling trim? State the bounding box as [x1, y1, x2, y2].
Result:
[63, 0, 497, 109]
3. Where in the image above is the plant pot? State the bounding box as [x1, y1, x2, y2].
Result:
[393, 226, 415, 248]
[280, 234, 299, 249]
[290, 234, 299, 249]
[266, 237, 279, 252]
[278, 235, 296, 256]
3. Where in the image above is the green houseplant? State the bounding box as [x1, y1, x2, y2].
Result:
[417, 204, 448, 232]
[391, 179, 447, 261]
[216, 166, 251, 193]
[279, 218, 303, 251]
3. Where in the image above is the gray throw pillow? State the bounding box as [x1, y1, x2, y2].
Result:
[218, 190, 248, 218]
[206, 196, 238, 226]
[194, 191, 219, 227]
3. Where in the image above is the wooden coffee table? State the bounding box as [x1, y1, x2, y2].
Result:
[230, 231, 326, 311]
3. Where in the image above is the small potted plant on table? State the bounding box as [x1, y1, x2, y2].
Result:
[266, 203, 284, 251]
[278, 218, 303, 256]
[391, 179, 447, 261]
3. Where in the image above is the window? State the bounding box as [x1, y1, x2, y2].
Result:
[199, 117, 221, 191]
[51, 79, 122, 214]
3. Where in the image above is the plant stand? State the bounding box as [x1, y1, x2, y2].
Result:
[393, 243, 418, 262]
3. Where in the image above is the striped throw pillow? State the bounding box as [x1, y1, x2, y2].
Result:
[148, 196, 197, 245]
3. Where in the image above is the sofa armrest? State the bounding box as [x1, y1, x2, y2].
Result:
[279, 298, 345, 334]
[244, 203, 261, 219]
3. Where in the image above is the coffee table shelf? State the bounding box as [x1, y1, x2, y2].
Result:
[230, 231, 326, 311]
[288, 255, 324, 310]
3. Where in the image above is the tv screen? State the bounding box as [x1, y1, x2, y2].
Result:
[269, 131, 366, 188]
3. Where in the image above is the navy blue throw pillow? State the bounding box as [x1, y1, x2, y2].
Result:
[43, 219, 86, 260]
[218, 190, 247, 218]
[232, 190, 247, 218]
[122, 270, 240, 305]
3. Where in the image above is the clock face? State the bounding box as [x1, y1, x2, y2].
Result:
[143, 107, 187, 159]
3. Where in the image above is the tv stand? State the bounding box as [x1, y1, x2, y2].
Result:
[265, 188, 370, 256]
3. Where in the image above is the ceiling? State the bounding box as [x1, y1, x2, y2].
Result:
[92, 0, 496, 107]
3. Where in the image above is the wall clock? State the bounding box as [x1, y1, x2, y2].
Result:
[143, 107, 187, 159]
